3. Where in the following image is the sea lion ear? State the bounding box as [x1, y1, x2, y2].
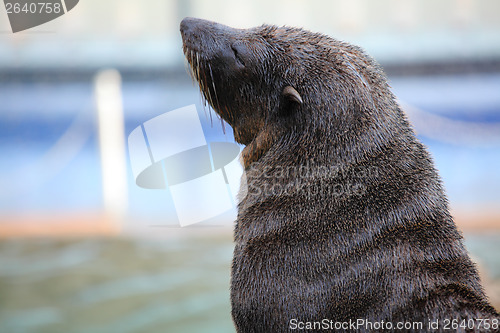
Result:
[282, 86, 303, 105]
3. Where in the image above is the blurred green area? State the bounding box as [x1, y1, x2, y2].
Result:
[0, 234, 235, 333]
[0, 233, 498, 333]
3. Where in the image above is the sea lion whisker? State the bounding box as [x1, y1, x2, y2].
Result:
[201, 74, 212, 108]
[202, 69, 214, 108]
[190, 51, 198, 82]
[196, 52, 201, 83]
[220, 115, 226, 134]
[195, 53, 211, 109]
[183, 49, 195, 83]
[208, 64, 222, 112]
[195, 56, 207, 107]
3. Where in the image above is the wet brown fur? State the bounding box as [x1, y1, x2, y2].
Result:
[180, 18, 499, 332]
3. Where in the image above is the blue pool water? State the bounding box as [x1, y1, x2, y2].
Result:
[0, 73, 499, 228]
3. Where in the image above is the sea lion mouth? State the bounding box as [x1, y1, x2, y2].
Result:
[180, 18, 268, 150]
[183, 47, 221, 113]
[181, 17, 244, 131]
[182, 43, 239, 135]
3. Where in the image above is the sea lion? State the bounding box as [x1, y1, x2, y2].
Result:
[180, 17, 499, 332]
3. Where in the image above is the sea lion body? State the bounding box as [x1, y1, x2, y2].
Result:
[180, 18, 499, 332]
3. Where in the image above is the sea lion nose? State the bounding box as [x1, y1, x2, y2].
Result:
[180, 17, 200, 37]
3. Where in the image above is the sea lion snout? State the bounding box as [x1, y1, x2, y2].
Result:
[180, 18, 269, 146]
[180, 17, 215, 38]
[181, 17, 244, 74]
[180, 17, 208, 52]
[180, 17, 235, 50]
[179, 17, 195, 37]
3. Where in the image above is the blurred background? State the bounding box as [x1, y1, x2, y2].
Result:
[0, 0, 499, 332]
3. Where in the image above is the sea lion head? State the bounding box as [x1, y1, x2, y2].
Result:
[180, 17, 396, 167]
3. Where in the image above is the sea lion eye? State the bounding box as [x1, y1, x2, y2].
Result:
[231, 44, 246, 67]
